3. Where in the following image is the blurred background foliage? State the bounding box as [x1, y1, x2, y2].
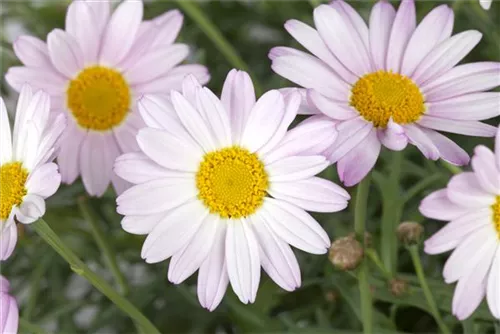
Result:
[0, 0, 499, 333]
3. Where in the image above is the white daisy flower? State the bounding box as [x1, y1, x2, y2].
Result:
[0, 86, 66, 260]
[115, 71, 350, 310]
[270, 0, 499, 186]
[479, 0, 492, 10]
[0, 276, 18, 334]
[6, 0, 210, 196]
[420, 125, 500, 320]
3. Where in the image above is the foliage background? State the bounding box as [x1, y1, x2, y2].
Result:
[0, 0, 499, 333]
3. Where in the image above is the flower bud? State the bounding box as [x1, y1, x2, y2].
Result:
[389, 278, 408, 297]
[397, 221, 424, 246]
[328, 236, 364, 271]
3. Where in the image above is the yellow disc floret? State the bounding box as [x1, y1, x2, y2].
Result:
[196, 147, 269, 219]
[350, 71, 426, 128]
[0, 162, 28, 220]
[493, 196, 500, 238]
[67, 66, 131, 131]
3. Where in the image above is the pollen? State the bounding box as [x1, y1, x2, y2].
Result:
[493, 196, 500, 238]
[0, 162, 28, 220]
[350, 71, 426, 128]
[67, 66, 131, 131]
[196, 147, 269, 219]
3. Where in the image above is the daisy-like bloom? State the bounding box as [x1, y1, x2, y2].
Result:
[6, 0, 209, 196]
[420, 125, 500, 320]
[270, 0, 500, 186]
[115, 71, 350, 310]
[480, 0, 492, 10]
[0, 276, 18, 334]
[0, 86, 65, 261]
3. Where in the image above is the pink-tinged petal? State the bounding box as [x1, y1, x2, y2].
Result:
[471, 146, 500, 194]
[426, 92, 500, 120]
[141, 200, 207, 264]
[57, 119, 85, 184]
[13, 36, 51, 68]
[0, 223, 17, 261]
[419, 189, 471, 221]
[452, 241, 495, 320]
[327, 117, 372, 163]
[5, 66, 67, 95]
[331, 0, 370, 55]
[269, 46, 306, 60]
[47, 29, 83, 78]
[137, 128, 203, 172]
[386, 0, 416, 72]
[16, 194, 45, 224]
[152, 10, 184, 47]
[0, 287, 19, 334]
[121, 212, 165, 236]
[412, 31, 482, 85]
[417, 116, 497, 137]
[480, 0, 493, 10]
[420, 128, 470, 166]
[182, 74, 202, 104]
[65, 1, 100, 64]
[195, 86, 232, 148]
[85, 0, 110, 33]
[240, 90, 285, 152]
[13, 85, 33, 148]
[267, 156, 328, 182]
[251, 214, 301, 291]
[496, 126, 500, 169]
[79, 133, 118, 197]
[170, 90, 216, 152]
[270, 177, 349, 212]
[422, 62, 500, 101]
[369, 0, 396, 71]
[134, 64, 210, 94]
[25, 163, 61, 198]
[33, 112, 67, 168]
[314, 5, 371, 76]
[113, 115, 142, 154]
[424, 208, 491, 254]
[284, 20, 356, 83]
[261, 198, 330, 254]
[377, 118, 408, 151]
[111, 172, 131, 196]
[279, 88, 319, 115]
[99, 0, 143, 66]
[307, 89, 357, 120]
[117, 22, 157, 71]
[337, 128, 381, 187]
[443, 224, 494, 283]
[447, 172, 496, 208]
[125, 44, 189, 85]
[263, 116, 337, 164]
[197, 224, 229, 311]
[487, 247, 500, 319]
[271, 54, 350, 101]
[403, 124, 440, 160]
[168, 214, 219, 284]
[225, 219, 260, 304]
[401, 5, 454, 76]
[0, 98, 12, 164]
[220, 69, 256, 143]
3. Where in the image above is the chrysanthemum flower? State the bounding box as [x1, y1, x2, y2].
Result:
[0, 276, 18, 334]
[6, 0, 209, 196]
[270, 0, 499, 186]
[115, 71, 350, 310]
[420, 125, 500, 320]
[480, 0, 492, 10]
[0, 86, 65, 261]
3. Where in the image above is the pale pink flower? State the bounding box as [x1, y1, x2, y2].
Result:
[480, 0, 492, 10]
[0, 276, 19, 334]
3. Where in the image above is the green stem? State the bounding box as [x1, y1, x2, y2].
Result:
[19, 318, 49, 334]
[408, 246, 451, 334]
[354, 176, 373, 334]
[381, 151, 403, 275]
[308, 0, 321, 7]
[401, 173, 443, 205]
[32, 219, 160, 334]
[462, 318, 474, 334]
[78, 197, 128, 295]
[366, 248, 392, 280]
[175, 1, 262, 95]
[440, 161, 462, 175]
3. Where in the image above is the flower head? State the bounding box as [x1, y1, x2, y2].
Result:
[6, 0, 210, 197]
[270, 0, 499, 186]
[0, 276, 18, 334]
[479, 0, 492, 10]
[115, 70, 350, 310]
[420, 125, 500, 320]
[0, 86, 65, 261]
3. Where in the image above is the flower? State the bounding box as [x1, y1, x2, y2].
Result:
[0, 86, 65, 261]
[6, 0, 210, 197]
[270, 0, 499, 186]
[420, 125, 500, 320]
[115, 71, 350, 310]
[0, 276, 18, 334]
[479, 0, 492, 10]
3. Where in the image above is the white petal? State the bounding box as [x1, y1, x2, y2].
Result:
[134, 64, 210, 94]
[47, 29, 83, 78]
[225, 219, 261, 304]
[417, 116, 497, 137]
[195, 86, 232, 148]
[420, 128, 470, 166]
[307, 89, 358, 120]
[0, 98, 12, 164]
[369, 0, 396, 71]
[496, 126, 500, 170]
[487, 247, 500, 318]
[57, 119, 86, 184]
[121, 212, 166, 235]
[33, 112, 66, 168]
[403, 124, 440, 160]
[25, 163, 61, 198]
[13, 36, 52, 68]
[447, 172, 496, 208]
[151, 10, 184, 47]
[378, 118, 408, 151]
[65, 1, 100, 64]
[0, 223, 17, 261]
[16, 194, 45, 224]
[471, 146, 500, 194]
[386, 0, 416, 72]
[426, 92, 500, 120]
[267, 156, 328, 182]
[327, 118, 373, 163]
[5, 67, 67, 95]
[261, 198, 330, 254]
[419, 189, 471, 221]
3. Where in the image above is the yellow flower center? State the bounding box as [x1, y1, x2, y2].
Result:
[493, 196, 500, 238]
[0, 162, 28, 220]
[196, 147, 269, 219]
[350, 71, 426, 128]
[67, 66, 131, 131]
